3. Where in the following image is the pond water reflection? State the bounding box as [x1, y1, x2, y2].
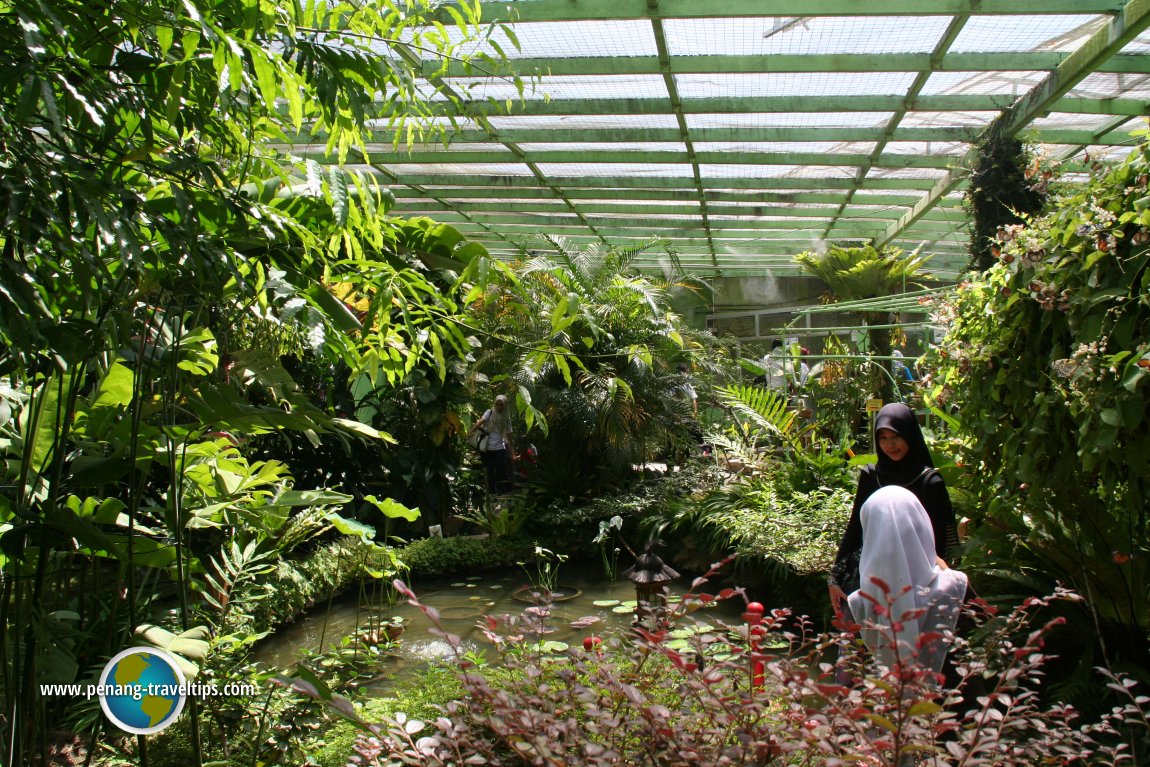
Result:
[253, 566, 728, 693]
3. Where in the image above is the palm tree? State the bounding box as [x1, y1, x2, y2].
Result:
[468, 237, 710, 497]
[794, 242, 933, 402]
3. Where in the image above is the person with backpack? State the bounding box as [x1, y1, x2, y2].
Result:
[469, 394, 514, 495]
[827, 402, 960, 617]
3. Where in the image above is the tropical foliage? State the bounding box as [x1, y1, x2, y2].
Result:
[795, 242, 933, 402]
[0, 0, 520, 761]
[462, 237, 712, 499]
[923, 136, 1150, 669]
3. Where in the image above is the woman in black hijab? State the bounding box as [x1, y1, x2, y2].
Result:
[828, 402, 960, 616]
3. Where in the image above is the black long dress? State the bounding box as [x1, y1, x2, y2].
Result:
[828, 403, 961, 592]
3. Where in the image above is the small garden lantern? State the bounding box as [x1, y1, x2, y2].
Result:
[623, 547, 679, 628]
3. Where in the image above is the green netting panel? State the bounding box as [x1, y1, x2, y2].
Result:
[674, 72, 919, 98]
[919, 70, 1050, 95]
[663, 16, 953, 56]
[949, 14, 1105, 52]
[685, 112, 896, 129]
[1071, 72, 1150, 98]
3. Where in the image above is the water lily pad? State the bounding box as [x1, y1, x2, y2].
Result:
[451, 582, 466, 587]
[592, 599, 621, 607]
[465, 576, 482, 582]
[489, 584, 503, 590]
[536, 640, 569, 653]
[612, 605, 635, 614]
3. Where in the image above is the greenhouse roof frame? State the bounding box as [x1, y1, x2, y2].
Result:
[299, 0, 1150, 281]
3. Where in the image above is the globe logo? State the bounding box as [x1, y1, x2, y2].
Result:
[98, 647, 187, 735]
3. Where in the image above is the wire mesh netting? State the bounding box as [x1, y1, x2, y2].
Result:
[296, 2, 1150, 280]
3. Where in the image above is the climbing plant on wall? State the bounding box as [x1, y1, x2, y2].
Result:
[924, 137, 1150, 669]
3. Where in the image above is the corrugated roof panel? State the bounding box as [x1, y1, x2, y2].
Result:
[1029, 112, 1133, 130]
[535, 163, 695, 177]
[882, 141, 970, 156]
[699, 164, 857, 179]
[865, 167, 950, 180]
[900, 111, 998, 128]
[377, 162, 536, 175]
[1069, 73, 1150, 100]
[694, 141, 879, 154]
[486, 114, 682, 130]
[516, 142, 687, 152]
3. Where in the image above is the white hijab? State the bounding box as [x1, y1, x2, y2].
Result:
[846, 485, 968, 673]
[485, 394, 510, 436]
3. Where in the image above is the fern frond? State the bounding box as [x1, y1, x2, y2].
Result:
[199, 539, 277, 630]
[715, 384, 797, 443]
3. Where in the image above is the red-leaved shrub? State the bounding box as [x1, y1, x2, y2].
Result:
[292, 566, 1145, 766]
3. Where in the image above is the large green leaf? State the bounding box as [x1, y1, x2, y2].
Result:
[364, 495, 420, 522]
[323, 512, 378, 542]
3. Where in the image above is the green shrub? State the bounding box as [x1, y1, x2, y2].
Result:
[395, 534, 535, 577]
[526, 463, 718, 557]
[648, 475, 850, 576]
[312, 664, 464, 767]
[235, 536, 394, 636]
[310, 580, 1147, 766]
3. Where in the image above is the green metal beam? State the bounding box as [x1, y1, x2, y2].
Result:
[394, 200, 969, 222]
[432, 53, 1150, 79]
[363, 171, 947, 191]
[879, 0, 1150, 247]
[362, 149, 957, 169]
[647, 3, 718, 267]
[391, 186, 965, 207]
[441, 94, 1149, 117]
[303, 124, 1140, 157]
[470, 0, 1125, 22]
[391, 127, 977, 144]
[426, 212, 895, 231]
[456, 94, 1022, 116]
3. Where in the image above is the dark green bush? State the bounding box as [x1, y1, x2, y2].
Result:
[395, 534, 535, 577]
[526, 463, 718, 557]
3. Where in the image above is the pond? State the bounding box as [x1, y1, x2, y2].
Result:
[253, 564, 738, 694]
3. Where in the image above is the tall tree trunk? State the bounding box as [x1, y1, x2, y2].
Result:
[866, 312, 895, 404]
